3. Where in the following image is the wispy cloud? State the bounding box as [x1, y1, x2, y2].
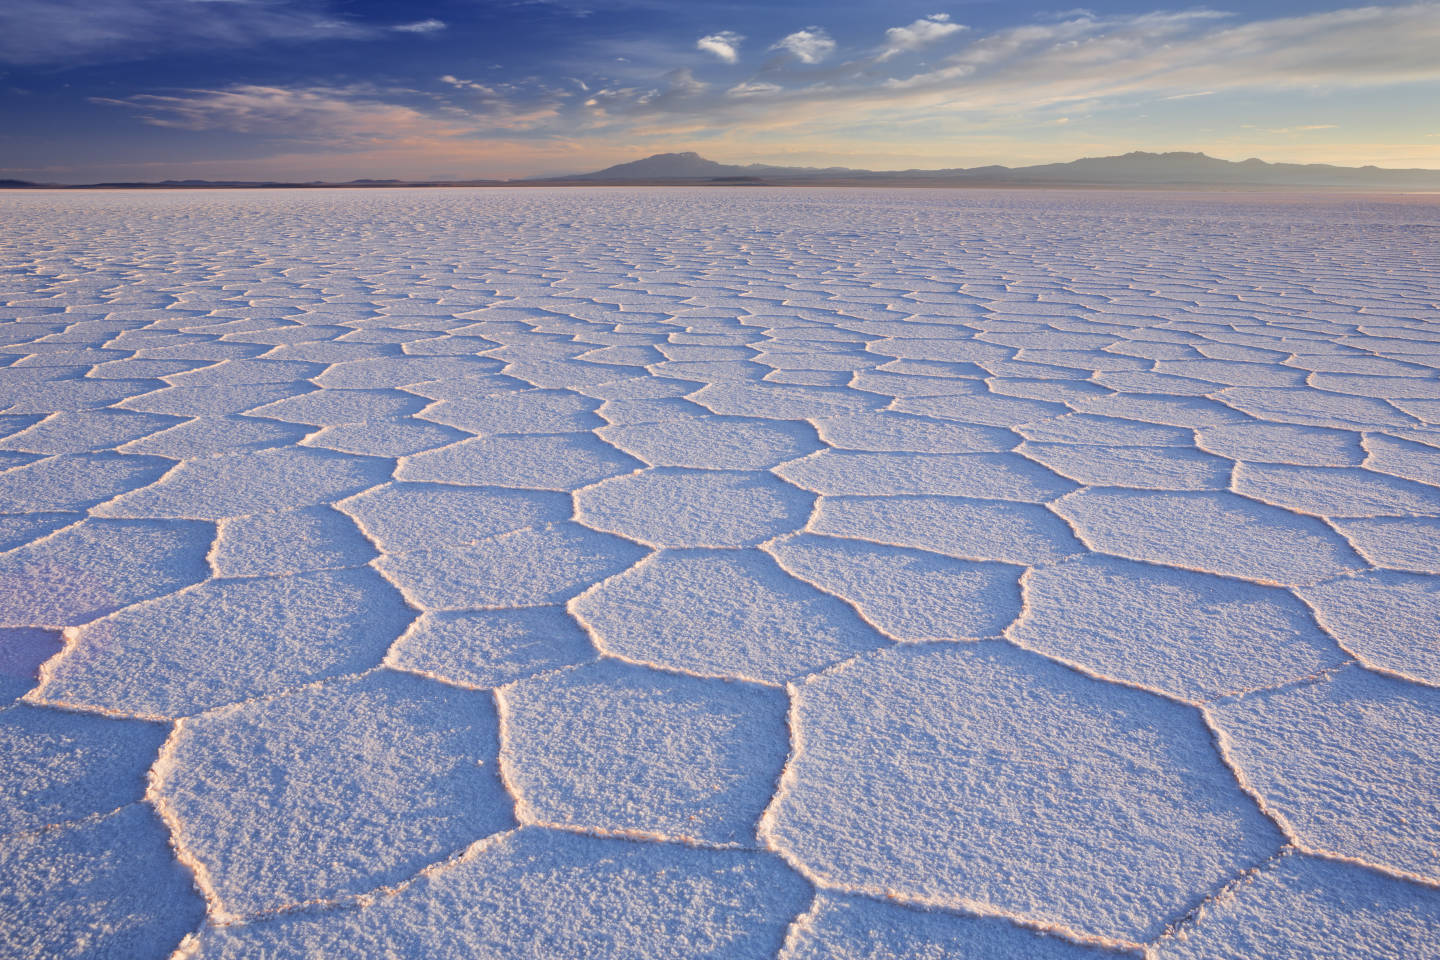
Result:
[82, 3, 1440, 177]
[774, 28, 835, 65]
[727, 81, 782, 98]
[1248, 123, 1341, 134]
[696, 31, 743, 64]
[877, 5, 1440, 105]
[440, 75, 498, 96]
[877, 13, 965, 61]
[93, 85, 461, 142]
[0, 0, 372, 65]
[392, 18, 446, 34]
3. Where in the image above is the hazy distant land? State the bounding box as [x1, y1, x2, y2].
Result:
[6, 150, 1440, 190]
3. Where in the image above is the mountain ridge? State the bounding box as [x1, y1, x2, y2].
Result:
[545, 150, 1440, 188]
[5, 151, 1439, 189]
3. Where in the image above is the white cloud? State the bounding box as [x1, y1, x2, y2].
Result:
[879, 5, 1440, 104]
[440, 75, 498, 96]
[0, 0, 371, 65]
[1263, 124, 1341, 134]
[93, 85, 455, 141]
[665, 68, 708, 97]
[775, 28, 835, 64]
[634, 68, 708, 105]
[392, 18, 446, 34]
[727, 81, 782, 98]
[696, 31, 742, 64]
[878, 13, 965, 61]
[84, 3, 1440, 176]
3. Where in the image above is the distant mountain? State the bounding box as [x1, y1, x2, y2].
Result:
[5, 151, 1439, 189]
[553, 151, 857, 182]
[543, 150, 1440, 189]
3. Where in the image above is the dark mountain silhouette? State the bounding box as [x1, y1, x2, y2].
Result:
[546, 150, 1440, 189]
[5, 151, 1439, 189]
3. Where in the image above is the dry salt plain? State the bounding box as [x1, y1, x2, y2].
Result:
[0, 186, 1438, 960]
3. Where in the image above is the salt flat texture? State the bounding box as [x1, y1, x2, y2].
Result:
[0, 187, 1438, 959]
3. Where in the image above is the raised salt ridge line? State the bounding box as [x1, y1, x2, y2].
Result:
[0, 187, 1438, 958]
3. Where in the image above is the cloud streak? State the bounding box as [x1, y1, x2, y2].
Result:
[392, 18, 446, 34]
[82, 3, 1440, 176]
[877, 13, 965, 61]
[696, 31, 743, 64]
[774, 28, 835, 64]
[0, 0, 452, 64]
[0, 0, 373, 65]
[93, 85, 460, 141]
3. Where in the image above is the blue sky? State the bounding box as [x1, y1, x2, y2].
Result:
[2, 1, 1438, 181]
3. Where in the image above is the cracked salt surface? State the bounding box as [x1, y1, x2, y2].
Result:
[0, 187, 1437, 958]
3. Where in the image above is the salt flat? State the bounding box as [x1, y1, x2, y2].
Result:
[0, 187, 1437, 958]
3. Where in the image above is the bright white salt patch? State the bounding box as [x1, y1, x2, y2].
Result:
[118, 414, 308, 458]
[340, 482, 569, 552]
[1331, 516, 1440, 573]
[1019, 413, 1193, 447]
[0, 410, 178, 454]
[1299, 573, 1440, 685]
[1196, 422, 1366, 466]
[0, 705, 167, 832]
[1220, 387, 1419, 431]
[691, 381, 879, 419]
[421, 387, 603, 435]
[501, 659, 788, 843]
[188, 829, 811, 959]
[768, 534, 1020, 640]
[575, 468, 812, 547]
[1233, 462, 1440, 517]
[156, 670, 513, 915]
[1019, 440, 1231, 489]
[376, 522, 646, 609]
[572, 549, 885, 682]
[37, 567, 413, 716]
[116, 381, 308, 416]
[810, 494, 1083, 565]
[777, 450, 1073, 500]
[93, 447, 388, 519]
[3, 189, 1438, 954]
[1055, 489, 1365, 585]
[781, 893, 1117, 960]
[1363, 432, 1440, 486]
[765, 643, 1281, 943]
[302, 417, 464, 457]
[1149, 854, 1440, 960]
[397, 433, 641, 489]
[892, 391, 1067, 426]
[388, 607, 594, 687]
[209, 506, 372, 576]
[1012, 556, 1342, 701]
[0, 805, 205, 960]
[814, 411, 1014, 453]
[598, 415, 819, 468]
[0, 453, 170, 512]
[313, 355, 503, 389]
[164, 358, 319, 385]
[248, 387, 423, 425]
[0, 518, 212, 627]
[1209, 667, 1440, 881]
[0, 628, 59, 704]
